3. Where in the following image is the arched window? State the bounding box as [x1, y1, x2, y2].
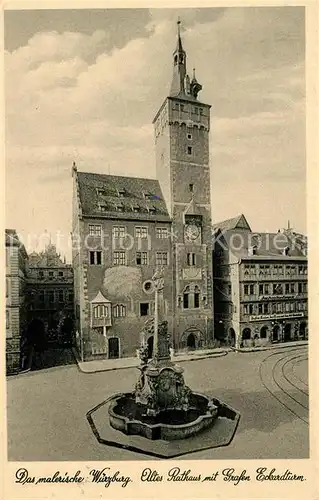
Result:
[113, 304, 126, 318]
[93, 304, 108, 319]
[194, 286, 200, 308]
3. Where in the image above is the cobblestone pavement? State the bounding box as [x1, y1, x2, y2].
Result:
[6, 345, 309, 461]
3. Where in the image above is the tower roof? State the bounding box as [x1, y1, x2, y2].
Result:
[170, 20, 203, 101]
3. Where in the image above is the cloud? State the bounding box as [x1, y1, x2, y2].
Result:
[5, 7, 306, 259]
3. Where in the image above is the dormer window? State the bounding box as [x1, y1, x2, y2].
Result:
[97, 188, 106, 196]
[116, 204, 124, 212]
[132, 205, 140, 213]
[148, 206, 156, 215]
[144, 193, 152, 200]
[248, 245, 257, 256]
[118, 189, 126, 198]
[283, 246, 290, 256]
[99, 203, 107, 212]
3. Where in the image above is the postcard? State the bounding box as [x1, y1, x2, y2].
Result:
[2, 1, 318, 499]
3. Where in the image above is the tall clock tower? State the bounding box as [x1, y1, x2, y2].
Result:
[153, 22, 214, 350]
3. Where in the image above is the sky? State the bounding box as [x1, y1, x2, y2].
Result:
[4, 6, 306, 261]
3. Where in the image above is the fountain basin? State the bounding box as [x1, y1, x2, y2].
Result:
[108, 392, 218, 440]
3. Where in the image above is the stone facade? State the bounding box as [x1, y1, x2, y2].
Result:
[72, 28, 214, 361]
[27, 244, 74, 342]
[153, 32, 214, 350]
[213, 215, 308, 348]
[5, 229, 28, 374]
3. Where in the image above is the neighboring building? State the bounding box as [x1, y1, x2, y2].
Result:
[72, 24, 214, 361]
[27, 244, 74, 342]
[212, 215, 308, 348]
[5, 229, 28, 374]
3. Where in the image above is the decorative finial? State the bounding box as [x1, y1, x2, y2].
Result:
[177, 17, 181, 37]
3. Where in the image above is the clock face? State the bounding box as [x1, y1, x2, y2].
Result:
[185, 224, 200, 241]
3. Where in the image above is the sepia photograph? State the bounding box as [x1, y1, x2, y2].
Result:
[4, 5, 310, 466]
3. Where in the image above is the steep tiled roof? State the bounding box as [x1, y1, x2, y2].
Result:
[212, 214, 251, 232]
[77, 171, 170, 222]
[217, 230, 306, 260]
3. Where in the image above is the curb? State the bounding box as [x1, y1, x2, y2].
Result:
[73, 348, 229, 374]
[230, 341, 308, 353]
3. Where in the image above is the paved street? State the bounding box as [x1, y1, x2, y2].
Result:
[6, 345, 308, 461]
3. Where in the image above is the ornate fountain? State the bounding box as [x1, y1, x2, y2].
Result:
[108, 268, 220, 440]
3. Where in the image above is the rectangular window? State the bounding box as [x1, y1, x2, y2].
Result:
[244, 284, 249, 295]
[187, 253, 196, 266]
[39, 270, 44, 278]
[249, 284, 254, 295]
[244, 304, 248, 315]
[227, 284, 232, 295]
[49, 271, 54, 277]
[113, 251, 126, 266]
[135, 226, 148, 239]
[249, 304, 254, 314]
[6, 278, 9, 298]
[187, 146, 192, 155]
[90, 251, 102, 265]
[6, 310, 10, 330]
[112, 226, 126, 239]
[59, 271, 64, 277]
[285, 283, 290, 294]
[264, 284, 269, 295]
[156, 227, 168, 239]
[48, 291, 55, 303]
[187, 134, 192, 140]
[89, 224, 102, 236]
[259, 284, 264, 295]
[264, 303, 269, 314]
[258, 304, 263, 314]
[136, 252, 148, 265]
[59, 290, 64, 303]
[140, 303, 149, 316]
[156, 252, 168, 266]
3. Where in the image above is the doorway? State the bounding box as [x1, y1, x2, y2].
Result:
[272, 324, 280, 342]
[187, 333, 196, 350]
[108, 337, 120, 359]
[283, 323, 292, 342]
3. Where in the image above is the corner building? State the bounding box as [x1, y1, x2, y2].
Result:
[72, 26, 214, 360]
[213, 215, 308, 348]
[153, 26, 214, 350]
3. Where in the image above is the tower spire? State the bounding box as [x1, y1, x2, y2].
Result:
[170, 19, 187, 97]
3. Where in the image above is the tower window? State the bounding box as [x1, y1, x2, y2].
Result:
[187, 253, 196, 266]
[174, 55, 178, 65]
[90, 251, 102, 265]
[183, 293, 189, 309]
[189, 183, 194, 193]
[187, 146, 192, 155]
[187, 133, 192, 140]
[194, 292, 200, 308]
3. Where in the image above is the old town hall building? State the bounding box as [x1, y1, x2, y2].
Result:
[72, 25, 214, 361]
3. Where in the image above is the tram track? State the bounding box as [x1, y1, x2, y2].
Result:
[259, 347, 309, 425]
